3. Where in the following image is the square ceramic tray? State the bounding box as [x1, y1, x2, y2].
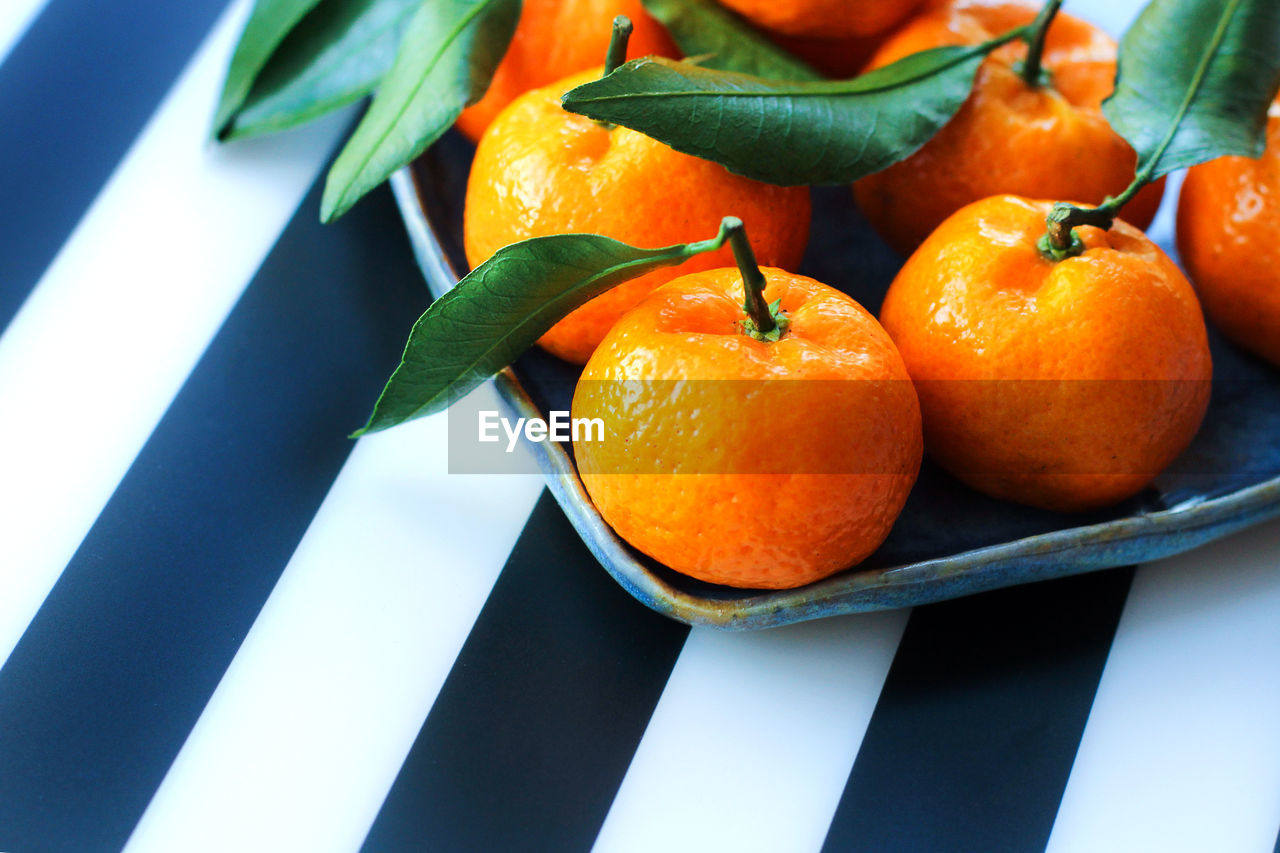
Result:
[390, 131, 1280, 629]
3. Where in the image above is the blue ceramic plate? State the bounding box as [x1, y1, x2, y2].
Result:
[390, 131, 1280, 630]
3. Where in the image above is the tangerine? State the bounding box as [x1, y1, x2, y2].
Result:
[717, 0, 926, 39]
[854, 0, 1165, 255]
[455, 0, 677, 141]
[1177, 100, 1280, 367]
[879, 195, 1211, 512]
[465, 65, 811, 365]
[765, 30, 883, 79]
[572, 238, 922, 589]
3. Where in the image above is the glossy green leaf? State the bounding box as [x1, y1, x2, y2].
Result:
[639, 0, 821, 81]
[353, 223, 734, 435]
[560, 38, 1014, 186]
[225, 0, 419, 140]
[214, 0, 327, 136]
[1104, 0, 1280, 179]
[321, 0, 520, 222]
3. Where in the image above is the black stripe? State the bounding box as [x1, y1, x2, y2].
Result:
[822, 568, 1133, 853]
[360, 492, 689, 853]
[0, 181, 426, 852]
[0, 0, 229, 333]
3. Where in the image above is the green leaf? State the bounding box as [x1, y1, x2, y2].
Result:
[225, 0, 420, 140]
[321, 0, 521, 222]
[639, 0, 822, 81]
[214, 0, 327, 136]
[1104, 0, 1280, 180]
[560, 36, 1016, 187]
[353, 222, 735, 435]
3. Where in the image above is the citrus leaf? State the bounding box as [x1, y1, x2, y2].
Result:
[560, 39, 1012, 186]
[1104, 0, 1280, 179]
[214, 0, 327, 136]
[353, 223, 734, 435]
[639, 0, 822, 81]
[225, 0, 419, 140]
[321, 0, 521, 222]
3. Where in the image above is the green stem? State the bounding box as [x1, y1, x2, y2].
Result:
[1038, 177, 1148, 260]
[592, 16, 633, 130]
[603, 15, 632, 77]
[727, 219, 771, 334]
[691, 216, 741, 255]
[725, 217, 789, 341]
[1019, 0, 1063, 88]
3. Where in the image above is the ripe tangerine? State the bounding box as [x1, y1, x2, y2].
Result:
[573, 245, 922, 589]
[717, 0, 926, 39]
[854, 0, 1165, 255]
[455, 0, 677, 141]
[879, 194, 1211, 512]
[1177, 100, 1280, 368]
[465, 66, 811, 364]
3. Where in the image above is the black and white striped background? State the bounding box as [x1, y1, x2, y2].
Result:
[2, 1, 1279, 851]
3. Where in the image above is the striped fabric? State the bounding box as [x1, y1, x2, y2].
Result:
[2, 1, 1279, 851]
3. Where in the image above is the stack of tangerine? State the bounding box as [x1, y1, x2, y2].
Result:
[456, 0, 1278, 590]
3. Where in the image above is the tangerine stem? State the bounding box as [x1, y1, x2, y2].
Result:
[1019, 0, 1062, 88]
[1039, 176, 1148, 259]
[603, 16, 633, 77]
[592, 16, 633, 130]
[725, 217, 777, 337]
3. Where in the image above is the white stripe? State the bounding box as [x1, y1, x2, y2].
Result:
[593, 609, 908, 853]
[1046, 517, 1280, 853]
[123, 397, 543, 853]
[0, 0, 348, 667]
[0, 0, 48, 66]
